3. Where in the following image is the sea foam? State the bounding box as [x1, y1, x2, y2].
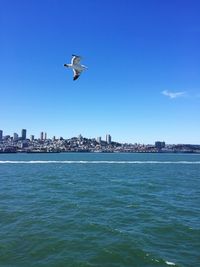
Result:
[165, 261, 176, 265]
[0, 160, 200, 164]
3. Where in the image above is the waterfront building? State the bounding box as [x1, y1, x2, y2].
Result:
[0, 130, 2, 141]
[155, 141, 165, 149]
[13, 133, 18, 141]
[21, 129, 27, 140]
[106, 134, 111, 144]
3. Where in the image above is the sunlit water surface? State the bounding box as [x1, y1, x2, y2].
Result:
[0, 153, 200, 267]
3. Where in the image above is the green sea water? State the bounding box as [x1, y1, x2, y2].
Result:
[0, 153, 200, 267]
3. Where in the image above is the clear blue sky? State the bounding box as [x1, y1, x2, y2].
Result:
[1, 0, 200, 144]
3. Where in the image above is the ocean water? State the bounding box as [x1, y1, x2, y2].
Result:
[0, 153, 199, 267]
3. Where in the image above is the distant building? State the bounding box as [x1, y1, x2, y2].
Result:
[21, 140, 28, 149]
[106, 134, 111, 144]
[30, 135, 34, 141]
[44, 132, 47, 140]
[13, 133, 18, 141]
[155, 141, 165, 149]
[78, 134, 83, 140]
[3, 135, 10, 140]
[0, 130, 3, 141]
[53, 136, 56, 141]
[97, 137, 101, 144]
[40, 132, 44, 140]
[21, 129, 27, 140]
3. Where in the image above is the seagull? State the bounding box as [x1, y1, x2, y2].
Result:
[64, 54, 87, 80]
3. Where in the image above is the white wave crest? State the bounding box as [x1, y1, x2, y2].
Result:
[165, 261, 176, 265]
[0, 160, 200, 164]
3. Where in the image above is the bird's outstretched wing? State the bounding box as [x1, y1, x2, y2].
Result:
[73, 69, 81, 80]
[71, 55, 81, 65]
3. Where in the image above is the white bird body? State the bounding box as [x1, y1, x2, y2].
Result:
[64, 55, 87, 80]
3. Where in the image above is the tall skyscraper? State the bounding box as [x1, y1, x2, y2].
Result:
[106, 134, 111, 144]
[30, 135, 34, 141]
[40, 132, 44, 140]
[44, 132, 47, 140]
[21, 129, 27, 140]
[0, 130, 3, 141]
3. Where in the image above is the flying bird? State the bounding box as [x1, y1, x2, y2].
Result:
[64, 55, 87, 80]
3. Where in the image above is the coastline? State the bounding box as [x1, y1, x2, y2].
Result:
[0, 150, 200, 154]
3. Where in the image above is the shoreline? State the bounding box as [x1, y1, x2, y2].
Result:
[0, 151, 200, 154]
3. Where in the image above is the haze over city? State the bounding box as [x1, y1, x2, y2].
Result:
[1, 0, 200, 144]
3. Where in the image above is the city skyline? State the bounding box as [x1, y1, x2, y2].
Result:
[0, 128, 199, 145]
[1, 1, 200, 144]
[0, 128, 114, 143]
[1, 127, 200, 154]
